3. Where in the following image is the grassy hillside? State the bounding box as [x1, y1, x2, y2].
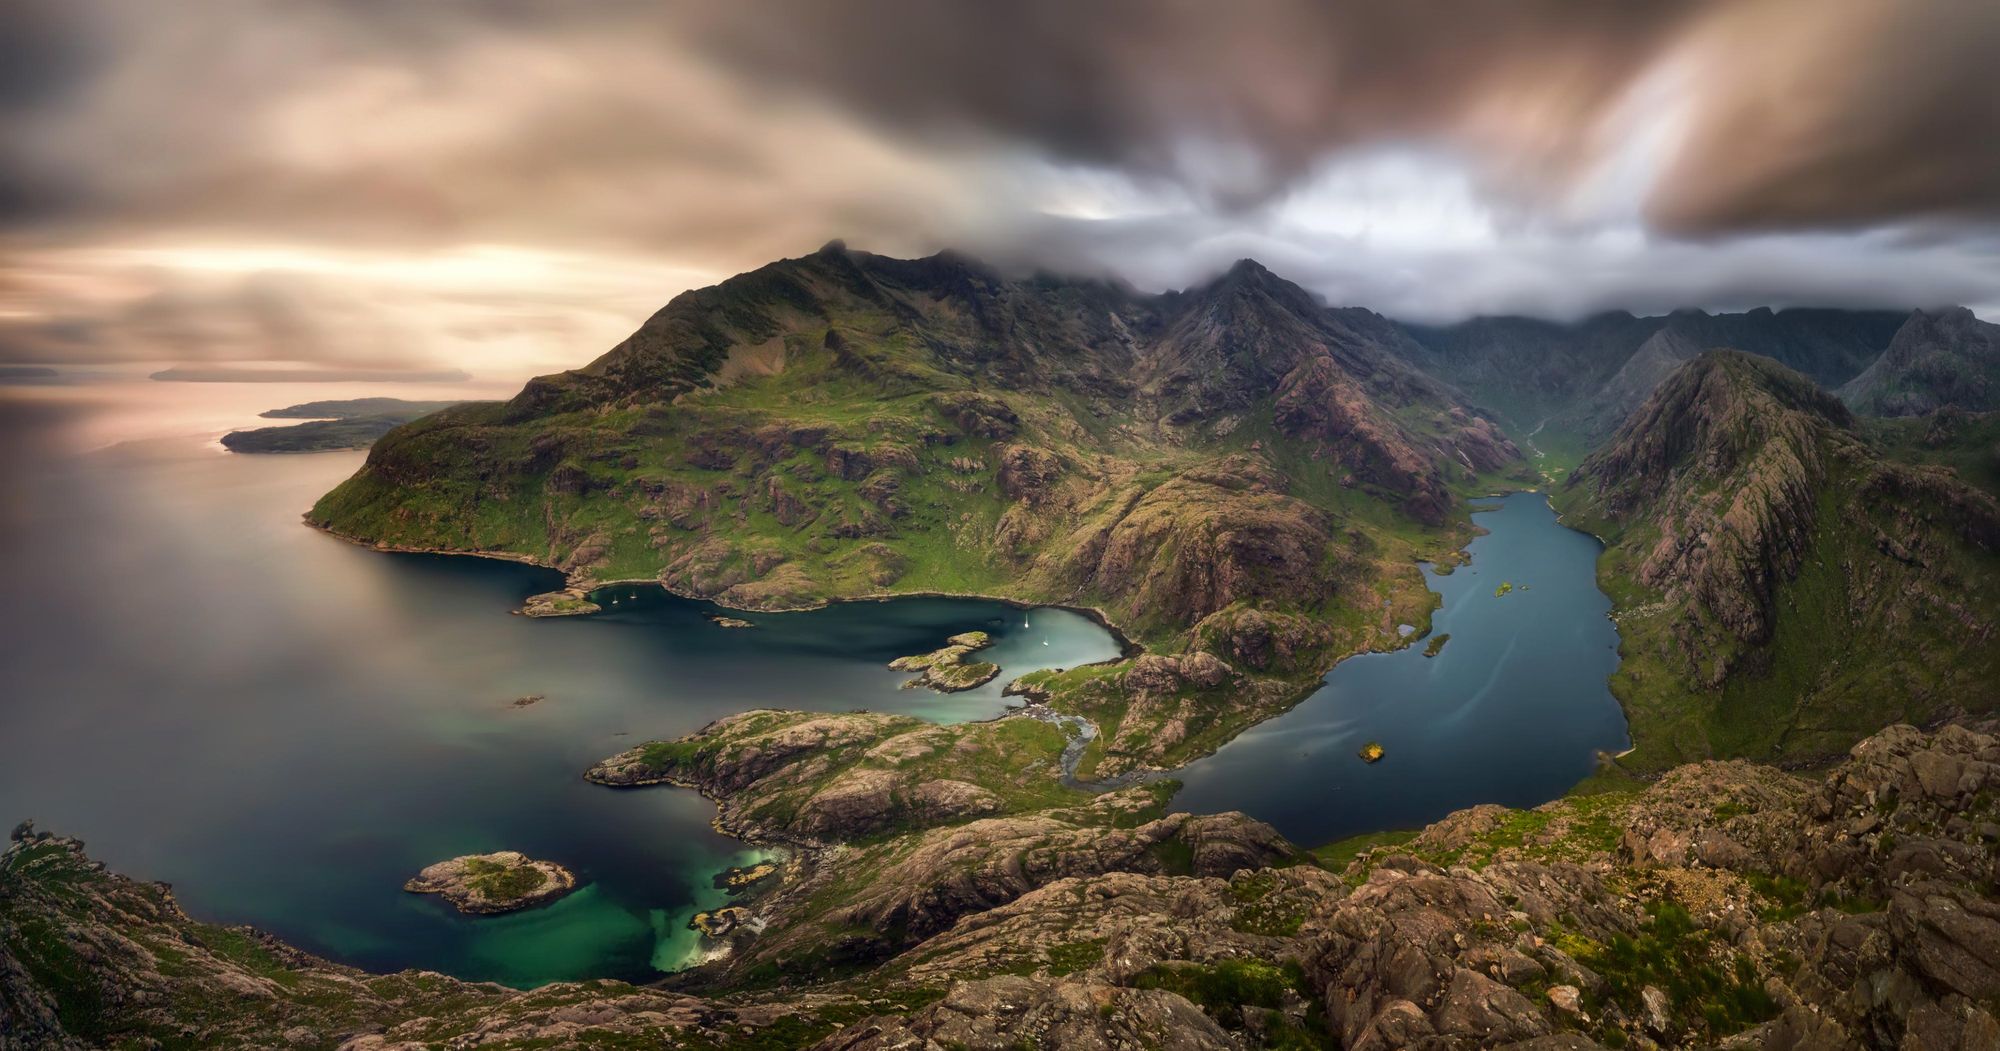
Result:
[313, 245, 1528, 766]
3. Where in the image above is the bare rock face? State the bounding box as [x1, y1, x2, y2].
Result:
[1192, 606, 1338, 674]
[1060, 459, 1345, 630]
[1275, 351, 1455, 523]
[996, 443, 1064, 505]
[816, 974, 1238, 1051]
[803, 802, 1298, 951]
[1122, 652, 1235, 694]
[403, 852, 578, 915]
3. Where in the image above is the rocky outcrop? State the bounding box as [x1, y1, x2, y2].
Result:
[403, 852, 578, 915]
[588, 711, 1023, 842]
[1055, 459, 1348, 632]
[888, 631, 1000, 692]
[818, 973, 1240, 1051]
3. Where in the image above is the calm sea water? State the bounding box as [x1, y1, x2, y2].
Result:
[0, 380, 1122, 987]
[0, 380, 1626, 987]
[1170, 491, 1631, 845]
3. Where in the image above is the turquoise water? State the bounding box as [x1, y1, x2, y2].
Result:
[0, 413, 1121, 987]
[1170, 492, 1630, 846]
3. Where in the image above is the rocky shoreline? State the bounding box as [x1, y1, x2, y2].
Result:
[307, 519, 1149, 655]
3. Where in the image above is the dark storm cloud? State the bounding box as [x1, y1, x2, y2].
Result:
[688, 0, 2000, 232]
[2, 0, 2000, 372]
[687, 0, 1706, 208]
[7, 0, 1999, 246]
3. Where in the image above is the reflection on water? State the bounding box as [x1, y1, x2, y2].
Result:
[0, 384, 1121, 986]
[1171, 492, 1630, 846]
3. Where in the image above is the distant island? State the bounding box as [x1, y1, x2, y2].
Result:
[259, 397, 464, 420]
[222, 397, 469, 453]
[0, 366, 58, 381]
[152, 366, 472, 383]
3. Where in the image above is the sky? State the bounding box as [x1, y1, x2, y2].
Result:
[3, 0, 1998, 382]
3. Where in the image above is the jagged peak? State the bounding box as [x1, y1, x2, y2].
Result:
[1187, 256, 1322, 314]
[1900, 304, 1979, 331]
[1665, 349, 1856, 428]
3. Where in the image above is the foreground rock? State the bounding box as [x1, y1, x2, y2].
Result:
[403, 852, 578, 915]
[8, 725, 2000, 1049]
[888, 630, 999, 692]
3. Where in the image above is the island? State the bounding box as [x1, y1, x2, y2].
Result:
[520, 589, 601, 617]
[888, 631, 1000, 692]
[1357, 741, 1386, 763]
[222, 398, 468, 453]
[403, 852, 578, 915]
[258, 398, 464, 420]
[708, 614, 756, 629]
[1423, 633, 1451, 657]
[153, 366, 471, 383]
[714, 861, 778, 891]
[1494, 581, 1514, 596]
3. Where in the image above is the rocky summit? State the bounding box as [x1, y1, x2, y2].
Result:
[5, 724, 1998, 1049]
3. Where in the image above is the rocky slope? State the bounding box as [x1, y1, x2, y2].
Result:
[1841, 308, 2000, 417]
[1558, 351, 2000, 768]
[8, 724, 1998, 1050]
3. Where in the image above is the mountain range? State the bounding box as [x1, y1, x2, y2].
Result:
[9, 246, 2000, 1051]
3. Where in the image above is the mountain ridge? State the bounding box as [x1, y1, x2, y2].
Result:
[1557, 350, 2000, 767]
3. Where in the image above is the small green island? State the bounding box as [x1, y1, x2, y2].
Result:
[404, 852, 578, 915]
[888, 631, 1000, 692]
[1423, 633, 1451, 657]
[1494, 581, 1514, 596]
[1357, 741, 1386, 763]
[520, 589, 602, 618]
